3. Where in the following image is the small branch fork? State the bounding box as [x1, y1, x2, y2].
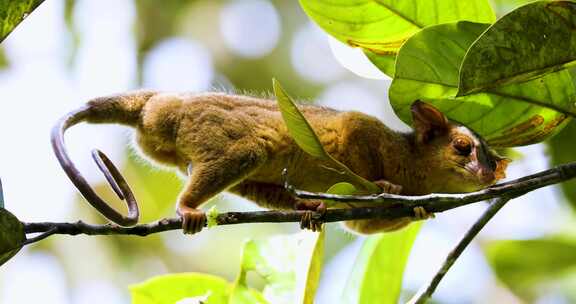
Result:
[19, 161, 576, 304]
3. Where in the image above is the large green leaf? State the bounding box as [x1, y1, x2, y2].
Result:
[547, 120, 576, 209]
[130, 273, 230, 304]
[273, 79, 380, 193]
[458, 1, 576, 99]
[0, 208, 25, 267]
[299, 0, 495, 76]
[389, 21, 573, 147]
[484, 238, 576, 301]
[0, 0, 44, 43]
[343, 222, 422, 304]
[232, 230, 324, 304]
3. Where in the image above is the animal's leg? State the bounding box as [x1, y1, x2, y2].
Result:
[344, 179, 414, 234]
[230, 181, 326, 232]
[178, 144, 266, 234]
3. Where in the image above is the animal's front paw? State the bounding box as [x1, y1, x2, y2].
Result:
[296, 199, 326, 232]
[413, 206, 435, 221]
[373, 180, 402, 194]
[177, 206, 206, 235]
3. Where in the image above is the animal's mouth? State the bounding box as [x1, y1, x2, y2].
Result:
[452, 161, 495, 186]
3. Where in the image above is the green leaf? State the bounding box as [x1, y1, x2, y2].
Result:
[233, 230, 324, 304]
[130, 273, 230, 304]
[229, 283, 269, 304]
[547, 120, 576, 210]
[299, 0, 495, 76]
[326, 182, 357, 197]
[323, 182, 358, 207]
[273, 79, 328, 159]
[343, 222, 422, 304]
[297, 230, 325, 304]
[206, 206, 219, 228]
[484, 238, 576, 301]
[273, 79, 380, 193]
[458, 1, 576, 99]
[0, 0, 44, 43]
[389, 21, 573, 147]
[0, 208, 25, 267]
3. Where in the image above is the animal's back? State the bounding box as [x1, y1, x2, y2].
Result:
[136, 92, 344, 180]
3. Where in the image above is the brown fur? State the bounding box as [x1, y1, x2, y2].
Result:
[79, 91, 509, 234]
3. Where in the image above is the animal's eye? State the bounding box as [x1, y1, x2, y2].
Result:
[453, 137, 472, 156]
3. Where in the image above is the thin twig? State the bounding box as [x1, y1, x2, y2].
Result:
[23, 227, 58, 245]
[290, 161, 576, 205]
[408, 197, 511, 304]
[20, 162, 576, 243]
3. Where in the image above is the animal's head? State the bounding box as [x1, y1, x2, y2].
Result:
[411, 101, 510, 193]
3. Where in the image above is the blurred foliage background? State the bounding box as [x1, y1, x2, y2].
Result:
[1, 0, 576, 303]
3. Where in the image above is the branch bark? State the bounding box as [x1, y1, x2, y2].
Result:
[23, 161, 576, 241]
[19, 161, 576, 304]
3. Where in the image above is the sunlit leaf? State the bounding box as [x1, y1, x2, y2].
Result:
[547, 120, 576, 210]
[389, 21, 573, 147]
[484, 238, 576, 301]
[0, 208, 25, 267]
[229, 283, 269, 304]
[233, 230, 324, 304]
[458, 1, 576, 98]
[343, 222, 422, 304]
[130, 273, 230, 304]
[299, 0, 495, 76]
[297, 230, 325, 304]
[273, 79, 380, 193]
[0, 0, 44, 42]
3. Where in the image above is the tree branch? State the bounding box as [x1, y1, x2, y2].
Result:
[22, 162, 576, 244]
[408, 197, 511, 304]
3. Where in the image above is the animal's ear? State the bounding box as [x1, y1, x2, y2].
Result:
[411, 100, 449, 144]
[491, 152, 512, 181]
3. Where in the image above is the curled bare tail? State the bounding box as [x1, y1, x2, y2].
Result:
[51, 91, 157, 226]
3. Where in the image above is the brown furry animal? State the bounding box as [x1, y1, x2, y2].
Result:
[52, 91, 509, 234]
